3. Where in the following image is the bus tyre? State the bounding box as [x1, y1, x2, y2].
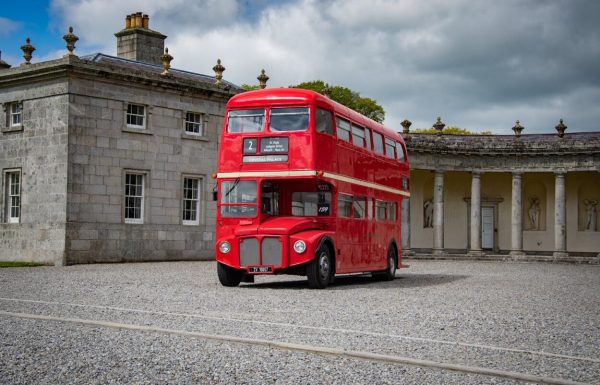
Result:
[217, 262, 244, 287]
[307, 245, 332, 289]
[374, 247, 397, 281]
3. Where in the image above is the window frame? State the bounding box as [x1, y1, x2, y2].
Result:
[372, 132, 384, 155]
[10, 102, 22, 127]
[315, 108, 334, 135]
[388, 202, 398, 222]
[337, 193, 353, 218]
[375, 200, 387, 221]
[335, 117, 351, 142]
[124, 171, 146, 224]
[4, 169, 21, 224]
[351, 124, 367, 149]
[269, 107, 310, 132]
[353, 196, 367, 219]
[396, 141, 406, 161]
[385, 137, 396, 159]
[182, 176, 202, 226]
[184, 112, 203, 136]
[126, 103, 146, 129]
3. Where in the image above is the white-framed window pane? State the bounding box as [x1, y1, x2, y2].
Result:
[183, 177, 200, 225]
[185, 112, 203, 135]
[10, 102, 22, 126]
[126, 104, 145, 128]
[6, 171, 21, 223]
[125, 173, 144, 223]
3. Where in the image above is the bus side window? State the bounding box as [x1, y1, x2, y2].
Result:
[338, 194, 353, 217]
[388, 202, 397, 222]
[315, 108, 334, 135]
[385, 138, 396, 159]
[373, 132, 384, 155]
[336, 117, 351, 142]
[353, 197, 367, 218]
[396, 142, 406, 162]
[376, 200, 387, 221]
[365, 128, 372, 151]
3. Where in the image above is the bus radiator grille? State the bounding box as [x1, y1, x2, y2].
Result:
[239, 237, 282, 267]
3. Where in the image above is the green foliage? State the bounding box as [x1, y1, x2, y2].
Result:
[411, 126, 492, 135]
[0, 261, 45, 268]
[241, 84, 261, 91]
[292, 80, 385, 123]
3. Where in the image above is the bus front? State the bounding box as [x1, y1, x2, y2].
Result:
[214, 89, 335, 288]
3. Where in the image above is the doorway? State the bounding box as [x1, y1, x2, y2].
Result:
[481, 207, 494, 249]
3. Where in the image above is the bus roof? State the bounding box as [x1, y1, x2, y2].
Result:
[227, 88, 403, 143]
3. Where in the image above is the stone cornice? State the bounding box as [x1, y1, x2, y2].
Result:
[403, 133, 600, 156]
[0, 54, 241, 100]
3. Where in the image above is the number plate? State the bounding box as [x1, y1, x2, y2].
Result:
[248, 266, 273, 273]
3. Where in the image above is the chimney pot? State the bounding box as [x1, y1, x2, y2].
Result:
[142, 14, 149, 29]
[135, 12, 143, 28]
[125, 15, 131, 29]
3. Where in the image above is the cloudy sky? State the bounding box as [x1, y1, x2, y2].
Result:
[1, 0, 599, 134]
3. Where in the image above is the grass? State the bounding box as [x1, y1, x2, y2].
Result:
[0, 261, 45, 268]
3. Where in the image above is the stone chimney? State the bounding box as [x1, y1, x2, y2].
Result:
[114, 12, 166, 65]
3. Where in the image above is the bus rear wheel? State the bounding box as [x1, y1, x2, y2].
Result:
[307, 245, 332, 289]
[217, 262, 244, 287]
[373, 247, 397, 281]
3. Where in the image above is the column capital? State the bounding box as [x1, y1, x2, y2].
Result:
[471, 171, 482, 177]
[511, 172, 523, 178]
[554, 171, 566, 177]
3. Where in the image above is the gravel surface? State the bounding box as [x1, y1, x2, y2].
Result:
[1, 260, 599, 384]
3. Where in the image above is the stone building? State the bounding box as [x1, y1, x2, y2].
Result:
[401, 119, 600, 261]
[0, 13, 241, 265]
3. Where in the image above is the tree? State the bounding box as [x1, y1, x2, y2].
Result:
[241, 84, 261, 91]
[292, 80, 385, 123]
[411, 126, 492, 135]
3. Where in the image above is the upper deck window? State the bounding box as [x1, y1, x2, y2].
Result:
[269, 107, 309, 132]
[385, 138, 396, 159]
[396, 142, 405, 161]
[336, 117, 351, 142]
[351, 124, 367, 148]
[315, 108, 334, 135]
[372, 132, 384, 155]
[228, 109, 265, 133]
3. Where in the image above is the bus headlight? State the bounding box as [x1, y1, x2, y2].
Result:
[293, 240, 306, 254]
[219, 241, 231, 254]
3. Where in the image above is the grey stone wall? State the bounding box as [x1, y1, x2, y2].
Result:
[65, 76, 224, 264]
[0, 80, 69, 265]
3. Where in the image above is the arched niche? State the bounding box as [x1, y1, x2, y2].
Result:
[578, 181, 600, 232]
[523, 180, 546, 231]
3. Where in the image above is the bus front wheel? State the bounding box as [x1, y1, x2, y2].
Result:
[217, 262, 244, 287]
[307, 245, 332, 289]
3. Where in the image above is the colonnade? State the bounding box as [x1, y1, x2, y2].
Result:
[402, 171, 569, 257]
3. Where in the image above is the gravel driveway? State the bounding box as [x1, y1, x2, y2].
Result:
[1, 260, 599, 384]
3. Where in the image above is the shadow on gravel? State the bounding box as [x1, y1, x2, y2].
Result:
[243, 273, 469, 290]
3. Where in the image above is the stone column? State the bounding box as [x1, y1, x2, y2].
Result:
[553, 172, 568, 257]
[432, 171, 445, 255]
[401, 199, 414, 256]
[510, 172, 525, 256]
[468, 172, 483, 256]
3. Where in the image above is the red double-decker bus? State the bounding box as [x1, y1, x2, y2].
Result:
[214, 88, 410, 288]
